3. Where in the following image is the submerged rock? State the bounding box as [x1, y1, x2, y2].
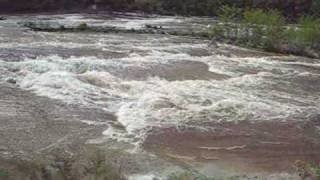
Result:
[6, 78, 16, 84]
[20, 21, 62, 30]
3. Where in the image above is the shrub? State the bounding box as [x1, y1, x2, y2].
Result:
[243, 9, 285, 49]
[315, 165, 320, 178]
[211, 5, 242, 40]
[296, 16, 320, 47]
[243, 9, 266, 25]
[262, 10, 285, 50]
[311, 0, 320, 17]
[0, 169, 9, 178]
[294, 160, 320, 179]
[283, 15, 320, 50]
[210, 7, 319, 56]
[0, 148, 126, 180]
[166, 171, 213, 180]
[218, 5, 242, 23]
[77, 23, 88, 31]
[210, 24, 224, 39]
[242, 9, 265, 47]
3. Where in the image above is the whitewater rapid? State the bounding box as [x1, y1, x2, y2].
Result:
[0, 14, 320, 146]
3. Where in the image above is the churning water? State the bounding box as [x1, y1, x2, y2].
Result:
[0, 13, 320, 179]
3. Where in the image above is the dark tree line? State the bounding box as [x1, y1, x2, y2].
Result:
[146, 0, 315, 18]
[0, 0, 318, 19]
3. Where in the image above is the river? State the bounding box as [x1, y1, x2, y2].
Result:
[0, 13, 320, 179]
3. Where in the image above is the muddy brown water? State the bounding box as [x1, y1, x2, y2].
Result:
[144, 119, 320, 173]
[0, 13, 320, 179]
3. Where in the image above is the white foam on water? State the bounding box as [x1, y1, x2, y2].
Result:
[1, 17, 319, 146]
[80, 120, 107, 126]
[118, 76, 301, 139]
[0, 41, 93, 49]
[1, 51, 317, 144]
[3, 55, 133, 110]
[2, 14, 320, 180]
[128, 174, 158, 180]
[297, 72, 320, 77]
[283, 61, 320, 68]
[114, 76, 305, 138]
[102, 17, 182, 30]
[34, 14, 105, 28]
[0, 56, 273, 144]
[31, 14, 182, 30]
[102, 125, 134, 143]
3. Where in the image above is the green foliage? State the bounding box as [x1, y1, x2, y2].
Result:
[232, 9, 284, 49]
[315, 166, 320, 178]
[77, 23, 88, 31]
[218, 5, 242, 22]
[243, 9, 266, 25]
[243, 9, 285, 48]
[283, 15, 320, 51]
[294, 160, 320, 179]
[166, 171, 214, 180]
[262, 10, 285, 50]
[296, 16, 320, 46]
[267, 10, 285, 26]
[211, 5, 242, 40]
[167, 171, 193, 180]
[283, 27, 296, 42]
[311, 0, 320, 17]
[243, 9, 284, 26]
[87, 150, 125, 180]
[308, 162, 320, 178]
[242, 9, 265, 47]
[0, 148, 126, 180]
[210, 24, 224, 39]
[211, 8, 318, 56]
[0, 169, 9, 178]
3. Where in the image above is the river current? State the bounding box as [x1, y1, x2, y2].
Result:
[0, 13, 320, 179]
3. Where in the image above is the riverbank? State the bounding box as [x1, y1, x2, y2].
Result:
[19, 15, 320, 59]
[211, 7, 320, 59]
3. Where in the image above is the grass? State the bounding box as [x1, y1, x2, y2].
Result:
[0, 147, 126, 180]
[315, 166, 320, 178]
[294, 160, 320, 179]
[0, 169, 9, 178]
[295, 16, 320, 47]
[166, 170, 216, 180]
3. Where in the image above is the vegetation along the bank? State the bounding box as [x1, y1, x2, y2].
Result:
[211, 6, 320, 58]
[22, 7, 320, 59]
[0, 148, 126, 180]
